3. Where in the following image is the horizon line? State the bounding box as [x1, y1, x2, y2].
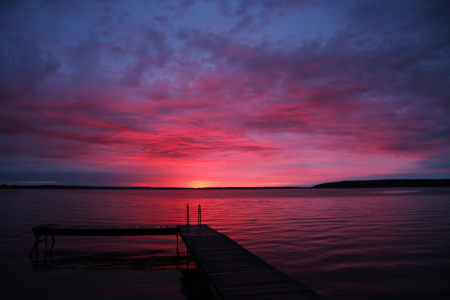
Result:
[2, 179, 450, 190]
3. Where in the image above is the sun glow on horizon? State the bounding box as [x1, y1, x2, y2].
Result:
[189, 181, 215, 189]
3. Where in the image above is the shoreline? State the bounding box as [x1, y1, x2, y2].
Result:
[1, 179, 450, 189]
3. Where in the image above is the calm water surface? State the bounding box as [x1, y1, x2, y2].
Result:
[1, 188, 449, 299]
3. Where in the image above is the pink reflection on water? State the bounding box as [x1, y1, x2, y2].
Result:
[21, 188, 450, 300]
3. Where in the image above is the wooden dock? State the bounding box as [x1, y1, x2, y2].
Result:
[30, 224, 179, 256]
[178, 225, 325, 300]
[32, 224, 179, 236]
[31, 223, 325, 299]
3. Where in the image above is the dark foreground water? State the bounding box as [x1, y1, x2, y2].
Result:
[1, 188, 449, 299]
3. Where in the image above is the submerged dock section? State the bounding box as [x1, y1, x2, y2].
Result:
[178, 224, 325, 300]
[30, 224, 179, 256]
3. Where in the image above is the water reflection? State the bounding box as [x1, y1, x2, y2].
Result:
[180, 269, 215, 300]
[1, 188, 449, 299]
[26, 249, 214, 300]
[31, 250, 187, 271]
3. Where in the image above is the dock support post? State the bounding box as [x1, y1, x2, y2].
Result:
[198, 204, 201, 225]
[176, 234, 179, 256]
[29, 235, 51, 257]
[51, 235, 55, 251]
[187, 204, 189, 227]
[29, 235, 40, 257]
[187, 248, 189, 269]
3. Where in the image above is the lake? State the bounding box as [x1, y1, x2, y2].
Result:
[1, 187, 449, 299]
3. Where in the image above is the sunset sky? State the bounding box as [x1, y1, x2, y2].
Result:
[1, 0, 449, 187]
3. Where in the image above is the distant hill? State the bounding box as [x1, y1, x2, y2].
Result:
[312, 179, 450, 189]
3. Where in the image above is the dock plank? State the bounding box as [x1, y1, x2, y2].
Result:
[178, 225, 325, 300]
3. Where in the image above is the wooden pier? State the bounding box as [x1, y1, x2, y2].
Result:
[29, 224, 180, 256]
[178, 225, 325, 300]
[30, 206, 325, 299]
[30, 223, 325, 299]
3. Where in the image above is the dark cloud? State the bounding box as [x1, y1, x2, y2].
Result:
[66, 33, 105, 82]
[0, 34, 60, 100]
[0, 169, 148, 186]
[234, 0, 315, 16]
[229, 14, 254, 34]
[180, 0, 195, 10]
[121, 27, 173, 87]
